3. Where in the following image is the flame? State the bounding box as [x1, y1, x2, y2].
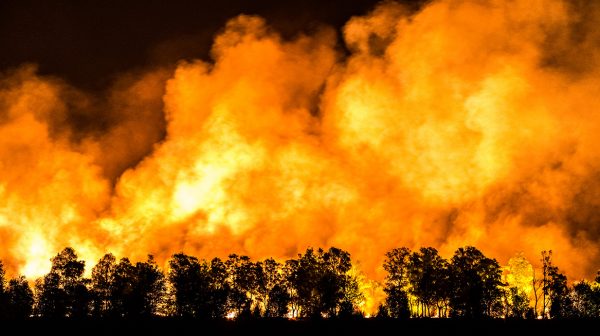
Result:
[20, 231, 52, 278]
[1, 0, 600, 315]
[505, 253, 534, 296]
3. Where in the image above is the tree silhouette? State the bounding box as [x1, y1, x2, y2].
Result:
[257, 258, 289, 318]
[286, 247, 361, 318]
[381, 286, 410, 318]
[548, 271, 570, 318]
[35, 247, 89, 318]
[532, 267, 543, 318]
[541, 250, 551, 317]
[284, 258, 301, 318]
[506, 286, 530, 319]
[132, 256, 166, 317]
[339, 271, 363, 317]
[541, 250, 571, 318]
[382, 247, 411, 318]
[206, 257, 230, 318]
[266, 283, 291, 318]
[226, 254, 258, 317]
[90, 253, 117, 317]
[321, 247, 362, 317]
[7, 275, 34, 319]
[408, 247, 448, 317]
[449, 246, 503, 318]
[168, 253, 202, 318]
[53, 247, 89, 318]
[110, 257, 135, 317]
[570, 281, 599, 317]
[167, 253, 231, 319]
[286, 248, 320, 318]
[0, 261, 7, 319]
[595, 275, 600, 314]
[6, 244, 600, 321]
[35, 273, 65, 318]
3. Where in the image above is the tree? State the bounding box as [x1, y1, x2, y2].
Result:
[287, 248, 320, 318]
[266, 283, 291, 318]
[110, 257, 136, 317]
[132, 256, 166, 317]
[321, 247, 363, 317]
[286, 247, 362, 318]
[52, 247, 89, 318]
[257, 258, 289, 318]
[90, 253, 117, 317]
[168, 253, 202, 318]
[548, 272, 570, 318]
[35, 272, 66, 318]
[0, 261, 8, 318]
[35, 247, 89, 318]
[532, 268, 543, 318]
[7, 276, 34, 319]
[167, 253, 231, 319]
[541, 250, 551, 317]
[339, 272, 363, 317]
[570, 281, 599, 317]
[383, 286, 410, 318]
[449, 246, 503, 318]
[408, 247, 448, 317]
[205, 257, 230, 318]
[284, 259, 300, 318]
[383, 248, 411, 290]
[595, 274, 600, 315]
[506, 286, 530, 319]
[382, 247, 412, 318]
[541, 250, 571, 318]
[433, 262, 452, 317]
[479, 256, 505, 317]
[226, 254, 258, 317]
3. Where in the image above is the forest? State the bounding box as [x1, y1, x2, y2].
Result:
[0, 246, 599, 320]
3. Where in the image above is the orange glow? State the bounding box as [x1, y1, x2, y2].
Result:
[0, 0, 599, 316]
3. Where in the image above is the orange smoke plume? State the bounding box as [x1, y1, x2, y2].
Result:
[0, 0, 599, 308]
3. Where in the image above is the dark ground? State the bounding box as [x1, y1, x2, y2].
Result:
[9, 319, 600, 336]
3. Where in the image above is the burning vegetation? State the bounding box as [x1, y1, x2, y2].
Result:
[0, 246, 599, 319]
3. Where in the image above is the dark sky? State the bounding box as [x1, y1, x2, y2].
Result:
[0, 0, 425, 89]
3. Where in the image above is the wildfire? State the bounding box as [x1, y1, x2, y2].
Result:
[0, 0, 599, 316]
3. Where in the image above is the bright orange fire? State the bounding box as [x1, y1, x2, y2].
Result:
[0, 0, 599, 311]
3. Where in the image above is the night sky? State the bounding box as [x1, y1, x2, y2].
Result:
[0, 0, 426, 89]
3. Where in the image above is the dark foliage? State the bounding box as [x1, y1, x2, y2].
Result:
[448, 247, 503, 318]
[34, 248, 89, 318]
[0, 245, 599, 320]
[286, 247, 363, 318]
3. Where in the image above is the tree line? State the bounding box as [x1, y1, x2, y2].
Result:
[380, 247, 600, 319]
[0, 246, 598, 320]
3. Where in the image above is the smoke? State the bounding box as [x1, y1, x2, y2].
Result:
[0, 0, 600, 303]
[0, 66, 110, 275]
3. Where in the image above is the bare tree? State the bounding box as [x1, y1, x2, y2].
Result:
[532, 267, 543, 318]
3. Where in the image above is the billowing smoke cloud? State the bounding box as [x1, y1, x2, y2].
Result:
[1, 0, 600, 308]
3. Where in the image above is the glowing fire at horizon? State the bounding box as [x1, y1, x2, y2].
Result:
[0, 0, 599, 315]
